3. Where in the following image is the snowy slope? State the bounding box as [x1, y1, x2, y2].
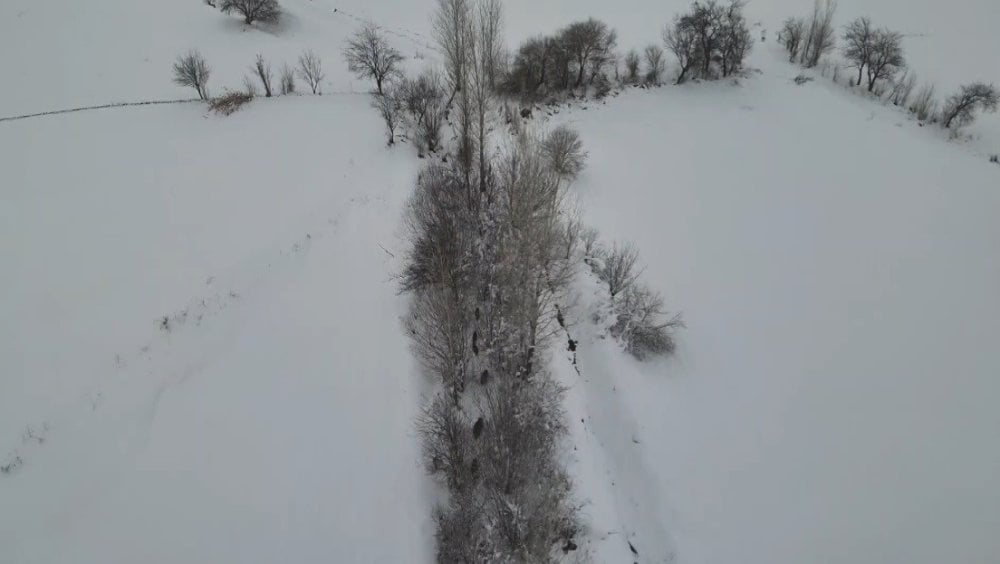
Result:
[549, 45, 1000, 564]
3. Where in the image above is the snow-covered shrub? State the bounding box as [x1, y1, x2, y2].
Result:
[279, 63, 295, 95]
[172, 50, 211, 101]
[941, 83, 998, 130]
[344, 23, 405, 95]
[611, 285, 684, 359]
[209, 91, 252, 115]
[219, 0, 280, 25]
[297, 50, 324, 94]
[794, 74, 814, 85]
[542, 125, 587, 180]
[241, 75, 258, 97]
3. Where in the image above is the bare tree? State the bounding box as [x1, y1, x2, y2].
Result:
[865, 28, 904, 92]
[372, 88, 403, 146]
[942, 83, 999, 129]
[644, 45, 665, 84]
[172, 50, 211, 101]
[477, 0, 505, 90]
[664, 17, 699, 84]
[842, 17, 873, 87]
[297, 50, 324, 94]
[400, 70, 446, 154]
[611, 285, 684, 359]
[779, 18, 805, 62]
[219, 0, 280, 25]
[252, 54, 273, 97]
[433, 0, 473, 97]
[719, 0, 753, 77]
[801, 0, 837, 68]
[279, 63, 295, 94]
[560, 19, 617, 88]
[344, 23, 405, 95]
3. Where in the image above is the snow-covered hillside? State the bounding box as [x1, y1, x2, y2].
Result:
[2, 0, 998, 562]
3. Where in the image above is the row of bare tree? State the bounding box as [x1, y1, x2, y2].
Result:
[780, 2, 998, 130]
[172, 50, 325, 103]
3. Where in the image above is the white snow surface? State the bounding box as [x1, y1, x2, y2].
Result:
[2, 0, 999, 562]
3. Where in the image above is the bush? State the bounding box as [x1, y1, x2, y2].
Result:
[910, 83, 937, 121]
[800, 0, 837, 68]
[297, 50, 325, 94]
[399, 70, 446, 154]
[172, 50, 211, 101]
[542, 125, 587, 180]
[219, 0, 280, 25]
[611, 286, 683, 359]
[209, 91, 253, 115]
[941, 83, 998, 129]
[598, 242, 641, 298]
[624, 50, 641, 83]
[344, 23, 405, 95]
[779, 17, 806, 62]
[371, 88, 403, 146]
[503, 19, 616, 97]
[279, 63, 296, 95]
[644, 44, 665, 84]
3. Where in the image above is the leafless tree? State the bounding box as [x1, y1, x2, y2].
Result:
[779, 17, 805, 62]
[344, 23, 405, 95]
[477, 0, 505, 90]
[600, 242, 642, 298]
[842, 17, 873, 87]
[172, 50, 211, 101]
[624, 50, 641, 83]
[664, 17, 699, 84]
[941, 83, 998, 129]
[644, 45, 665, 84]
[297, 50, 324, 94]
[433, 0, 473, 98]
[865, 28, 904, 92]
[371, 88, 403, 146]
[279, 63, 296, 94]
[800, 0, 837, 68]
[542, 126, 586, 180]
[560, 19, 617, 88]
[719, 0, 753, 77]
[219, 0, 280, 25]
[252, 54, 273, 97]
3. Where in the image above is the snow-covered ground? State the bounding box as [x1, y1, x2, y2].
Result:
[2, 0, 998, 562]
